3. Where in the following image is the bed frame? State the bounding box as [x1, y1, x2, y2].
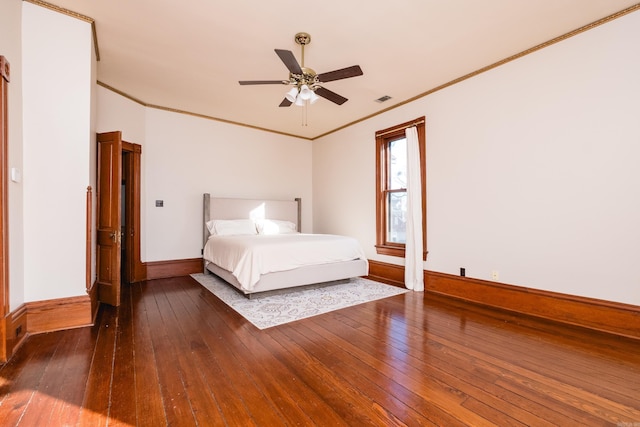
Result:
[202, 193, 368, 295]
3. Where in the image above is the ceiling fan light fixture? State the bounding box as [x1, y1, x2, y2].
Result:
[299, 84, 312, 100]
[294, 95, 306, 106]
[285, 87, 299, 102]
[309, 90, 320, 104]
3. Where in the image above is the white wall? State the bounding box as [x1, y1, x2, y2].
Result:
[97, 88, 313, 263]
[22, 3, 94, 302]
[1, 0, 25, 310]
[89, 32, 98, 290]
[314, 10, 640, 306]
[96, 88, 147, 144]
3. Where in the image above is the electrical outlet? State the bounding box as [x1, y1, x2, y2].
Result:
[460, 267, 466, 277]
[491, 270, 499, 281]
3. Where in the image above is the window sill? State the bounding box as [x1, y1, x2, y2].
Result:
[375, 245, 428, 260]
[375, 244, 405, 258]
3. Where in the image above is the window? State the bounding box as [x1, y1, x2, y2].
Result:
[375, 117, 426, 258]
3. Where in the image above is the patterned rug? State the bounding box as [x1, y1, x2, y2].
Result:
[191, 273, 409, 329]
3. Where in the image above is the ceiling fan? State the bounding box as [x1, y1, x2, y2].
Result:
[239, 32, 363, 107]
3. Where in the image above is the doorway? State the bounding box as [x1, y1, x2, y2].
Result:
[96, 132, 143, 307]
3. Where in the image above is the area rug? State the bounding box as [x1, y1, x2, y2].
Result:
[191, 273, 408, 329]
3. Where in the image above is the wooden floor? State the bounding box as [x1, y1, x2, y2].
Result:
[1, 276, 639, 426]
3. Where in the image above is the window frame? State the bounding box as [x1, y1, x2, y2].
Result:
[375, 117, 427, 259]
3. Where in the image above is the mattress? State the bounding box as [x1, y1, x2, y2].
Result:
[203, 233, 368, 292]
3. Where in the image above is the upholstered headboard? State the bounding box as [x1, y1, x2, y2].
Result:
[203, 193, 301, 247]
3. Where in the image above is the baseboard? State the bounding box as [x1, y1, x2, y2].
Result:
[145, 257, 203, 280]
[368, 260, 640, 340]
[367, 260, 405, 287]
[4, 305, 27, 358]
[25, 294, 93, 334]
[1, 295, 93, 361]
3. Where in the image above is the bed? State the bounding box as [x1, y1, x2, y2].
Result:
[202, 194, 369, 295]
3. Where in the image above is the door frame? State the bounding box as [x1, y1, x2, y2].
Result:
[95, 133, 144, 309]
[0, 56, 10, 362]
[122, 141, 145, 283]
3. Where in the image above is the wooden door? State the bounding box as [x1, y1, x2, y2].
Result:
[97, 131, 122, 306]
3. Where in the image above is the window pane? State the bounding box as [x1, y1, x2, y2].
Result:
[388, 137, 407, 190]
[387, 191, 406, 243]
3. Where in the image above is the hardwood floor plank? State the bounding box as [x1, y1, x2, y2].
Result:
[336, 299, 595, 426]
[49, 326, 96, 426]
[0, 332, 62, 426]
[17, 327, 93, 426]
[109, 284, 139, 426]
[128, 282, 168, 426]
[174, 280, 290, 426]
[186, 279, 345, 426]
[426, 319, 640, 423]
[380, 295, 639, 425]
[1, 275, 638, 426]
[298, 312, 495, 426]
[251, 324, 392, 426]
[147, 279, 237, 426]
[274, 322, 441, 426]
[76, 304, 118, 426]
[420, 299, 640, 404]
[139, 280, 214, 426]
[389, 298, 624, 424]
[330, 314, 553, 426]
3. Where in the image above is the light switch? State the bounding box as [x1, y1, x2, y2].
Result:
[10, 168, 21, 183]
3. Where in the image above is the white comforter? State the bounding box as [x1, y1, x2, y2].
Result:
[203, 234, 367, 291]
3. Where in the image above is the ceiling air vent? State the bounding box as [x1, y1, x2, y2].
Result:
[375, 95, 392, 103]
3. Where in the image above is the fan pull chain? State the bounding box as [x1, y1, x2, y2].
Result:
[301, 102, 308, 126]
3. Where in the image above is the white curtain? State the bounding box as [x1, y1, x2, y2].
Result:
[404, 126, 424, 291]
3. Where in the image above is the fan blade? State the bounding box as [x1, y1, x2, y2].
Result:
[239, 80, 286, 85]
[317, 65, 363, 83]
[275, 49, 303, 75]
[314, 86, 348, 105]
[279, 98, 292, 107]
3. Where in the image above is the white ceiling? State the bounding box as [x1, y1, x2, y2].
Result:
[41, 0, 639, 139]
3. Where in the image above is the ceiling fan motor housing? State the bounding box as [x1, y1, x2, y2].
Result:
[290, 67, 319, 90]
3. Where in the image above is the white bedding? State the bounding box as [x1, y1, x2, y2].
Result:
[203, 234, 368, 291]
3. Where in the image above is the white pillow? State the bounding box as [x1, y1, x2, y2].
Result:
[207, 219, 257, 236]
[255, 219, 298, 235]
